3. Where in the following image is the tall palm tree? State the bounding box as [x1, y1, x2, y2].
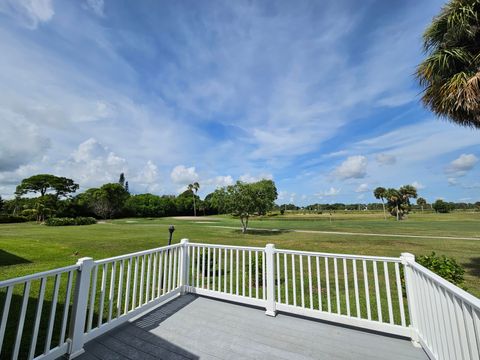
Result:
[373, 187, 387, 220]
[188, 182, 200, 216]
[416, 0, 480, 128]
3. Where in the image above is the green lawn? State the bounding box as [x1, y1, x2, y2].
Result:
[1, 211, 479, 296]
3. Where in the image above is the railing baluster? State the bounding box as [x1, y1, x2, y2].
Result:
[262, 251, 266, 300]
[191, 246, 196, 288]
[248, 251, 252, 297]
[230, 248, 233, 294]
[125, 258, 132, 314]
[162, 250, 168, 295]
[394, 263, 405, 326]
[139, 256, 145, 305]
[219, 247, 223, 292]
[373, 261, 382, 322]
[325, 257, 331, 313]
[343, 259, 350, 317]
[173, 248, 178, 289]
[363, 260, 371, 320]
[299, 255, 305, 308]
[167, 248, 173, 292]
[292, 254, 297, 307]
[334, 257, 340, 314]
[308, 256, 313, 310]
[152, 253, 157, 299]
[87, 266, 98, 332]
[98, 264, 107, 325]
[132, 257, 139, 308]
[236, 249, 239, 295]
[213, 247, 217, 291]
[284, 253, 289, 305]
[207, 247, 211, 290]
[157, 252, 163, 296]
[255, 251, 259, 298]
[224, 248, 228, 293]
[146, 254, 151, 302]
[44, 274, 61, 354]
[316, 256, 322, 311]
[28, 277, 46, 360]
[186, 246, 191, 288]
[201, 247, 205, 289]
[59, 271, 73, 346]
[242, 250, 245, 296]
[196, 246, 200, 288]
[276, 252, 281, 303]
[12, 281, 31, 359]
[384, 262, 393, 324]
[353, 259, 360, 318]
[108, 262, 116, 322]
[117, 260, 124, 317]
[0, 285, 13, 356]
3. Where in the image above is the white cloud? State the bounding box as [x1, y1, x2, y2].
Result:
[0, 0, 54, 29]
[447, 177, 458, 186]
[170, 165, 199, 184]
[278, 191, 296, 203]
[332, 155, 367, 180]
[0, 110, 50, 171]
[375, 153, 396, 166]
[83, 0, 104, 17]
[355, 183, 369, 193]
[411, 181, 425, 190]
[317, 187, 340, 198]
[132, 160, 161, 193]
[445, 154, 478, 176]
[55, 138, 128, 189]
[204, 175, 234, 188]
[239, 173, 273, 183]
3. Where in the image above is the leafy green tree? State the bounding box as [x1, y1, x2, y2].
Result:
[373, 187, 387, 220]
[0, 195, 3, 213]
[15, 174, 79, 198]
[416, 0, 480, 128]
[125, 181, 129, 193]
[220, 179, 278, 233]
[187, 182, 200, 216]
[119, 173, 126, 187]
[125, 194, 176, 217]
[432, 199, 455, 213]
[417, 197, 427, 212]
[89, 183, 130, 219]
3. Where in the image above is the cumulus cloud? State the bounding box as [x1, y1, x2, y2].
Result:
[332, 156, 367, 179]
[375, 153, 396, 166]
[170, 165, 199, 184]
[0, 0, 54, 29]
[355, 183, 369, 193]
[445, 154, 478, 176]
[204, 175, 234, 188]
[316, 187, 340, 198]
[133, 160, 161, 193]
[411, 181, 425, 190]
[55, 138, 127, 189]
[447, 178, 458, 186]
[239, 173, 273, 183]
[0, 110, 50, 171]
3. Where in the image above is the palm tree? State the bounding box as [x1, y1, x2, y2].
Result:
[373, 187, 387, 220]
[416, 0, 480, 128]
[385, 188, 402, 221]
[188, 182, 200, 216]
[417, 197, 427, 212]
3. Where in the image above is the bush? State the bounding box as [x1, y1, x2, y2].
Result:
[432, 199, 455, 213]
[0, 215, 28, 223]
[417, 252, 465, 288]
[45, 217, 97, 226]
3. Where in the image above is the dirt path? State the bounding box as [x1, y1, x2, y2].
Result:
[207, 225, 480, 241]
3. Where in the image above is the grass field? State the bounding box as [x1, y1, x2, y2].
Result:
[1, 211, 479, 296]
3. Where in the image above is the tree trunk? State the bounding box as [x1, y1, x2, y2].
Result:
[192, 194, 197, 217]
[381, 199, 386, 220]
[396, 205, 400, 221]
[240, 215, 249, 233]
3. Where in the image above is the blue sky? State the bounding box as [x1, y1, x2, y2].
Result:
[0, 0, 479, 205]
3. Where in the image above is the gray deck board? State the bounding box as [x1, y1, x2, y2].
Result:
[76, 294, 429, 360]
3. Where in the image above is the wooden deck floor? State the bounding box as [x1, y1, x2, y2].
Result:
[76, 294, 429, 360]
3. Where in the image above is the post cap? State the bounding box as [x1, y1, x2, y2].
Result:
[401, 253, 415, 262]
[180, 238, 189, 244]
[265, 243, 276, 252]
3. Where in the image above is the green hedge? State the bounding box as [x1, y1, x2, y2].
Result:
[0, 215, 28, 223]
[417, 252, 465, 288]
[45, 217, 97, 226]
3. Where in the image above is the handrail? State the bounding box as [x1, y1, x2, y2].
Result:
[0, 264, 79, 288]
[276, 248, 402, 262]
[94, 243, 182, 264]
[189, 242, 265, 251]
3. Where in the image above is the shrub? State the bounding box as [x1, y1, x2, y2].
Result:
[0, 215, 28, 223]
[417, 252, 465, 288]
[432, 199, 455, 213]
[45, 217, 97, 226]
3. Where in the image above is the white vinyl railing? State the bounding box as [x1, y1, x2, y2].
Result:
[0, 240, 479, 360]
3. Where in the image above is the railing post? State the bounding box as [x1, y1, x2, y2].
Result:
[265, 244, 276, 316]
[401, 253, 420, 346]
[180, 239, 189, 295]
[68, 257, 94, 359]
